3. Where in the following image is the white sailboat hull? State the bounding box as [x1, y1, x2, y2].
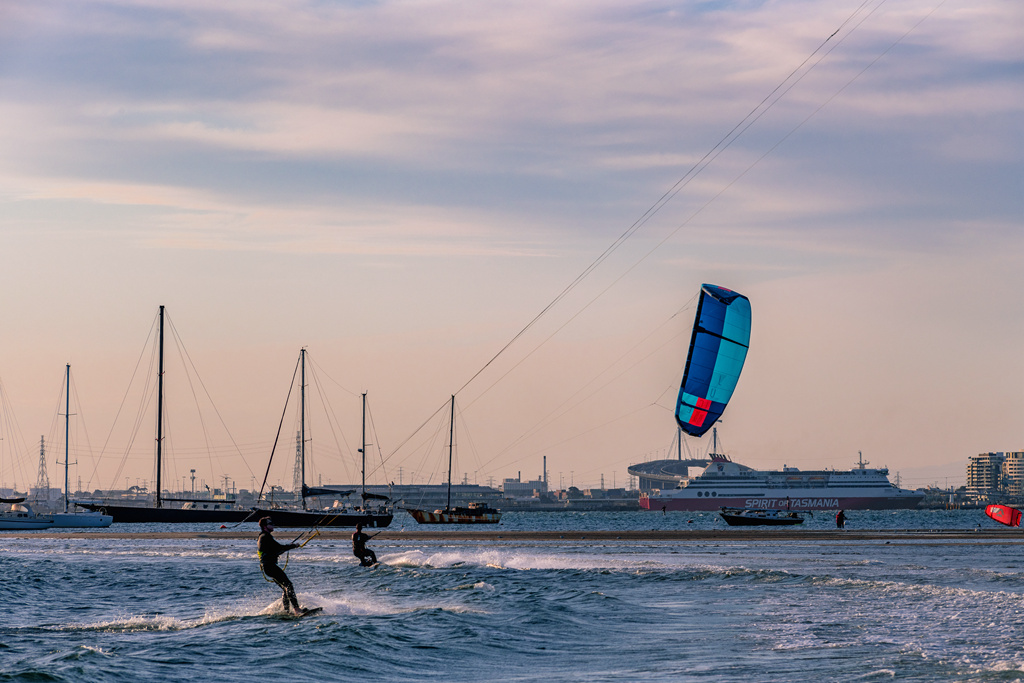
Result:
[0, 515, 55, 530]
[50, 511, 113, 528]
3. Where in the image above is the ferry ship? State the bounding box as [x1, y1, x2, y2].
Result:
[642, 283, 923, 512]
[639, 453, 924, 512]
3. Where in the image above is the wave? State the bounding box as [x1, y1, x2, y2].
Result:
[806, 573, 1024, 603]
[380, 548, 671, 571]
[35, 586, 492, 634]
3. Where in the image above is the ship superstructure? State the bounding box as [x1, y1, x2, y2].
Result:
[640, 453, 923, 511]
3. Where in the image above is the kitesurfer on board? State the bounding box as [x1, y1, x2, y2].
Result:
[257, 516, 306, 614]
[352, 523, 378, 567]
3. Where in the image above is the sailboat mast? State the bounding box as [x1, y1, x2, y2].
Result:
[446, 394, 454, 512]
[300, 348, 307, 510]
[361, 392, 366, 499]
[64, 363, 70, 513]
[155, 305, 165, 508]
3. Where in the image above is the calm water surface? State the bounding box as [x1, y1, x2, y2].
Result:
[2, 510, 1023, 682]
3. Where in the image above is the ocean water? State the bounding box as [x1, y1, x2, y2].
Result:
[3, 510, 1024, 682]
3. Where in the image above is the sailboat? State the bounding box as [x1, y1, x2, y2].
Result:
[0, 377, 53, 529]
[0, 498, 54, 530]
[79, 306, 251, 523]
[406, 396, 501, 524]
[249, 350, 392, 528]
[50, 364, 112, 528]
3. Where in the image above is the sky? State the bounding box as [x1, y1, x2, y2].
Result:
[0, 0, 1020, 495]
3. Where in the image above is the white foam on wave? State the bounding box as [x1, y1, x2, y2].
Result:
[381, 548, 662, 571]
[54, 596, 302, 632]
[449, 581, 496, 592]
[291, 591, 486, 616]
[986, 659, 1024, 674]
[814, 574, 1024, 604]
[764, 621, 841, 651]
[51, 585, 487, 632]
[853, 669, 896, 679]
[68, 613, 193, 632]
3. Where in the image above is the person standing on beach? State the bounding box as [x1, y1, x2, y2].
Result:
[352, 523, 378, 567]
[257, 516, 305, 614]
[836, 509, 846, 529]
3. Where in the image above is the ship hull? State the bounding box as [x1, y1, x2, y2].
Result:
[78, 504, 253, 524]
[406, 508, 501, 524]
[719, 508, 805, 526]
[50, 512, 113, 528]
[641, 493, 922, 512]
[0, 517, 55, 530]
[80, 503, 393, 527]
[250, 508, 393, 528]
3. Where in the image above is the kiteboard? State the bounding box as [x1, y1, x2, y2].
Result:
[985, 504, 1022, 527]
[275, 606, 324, 619]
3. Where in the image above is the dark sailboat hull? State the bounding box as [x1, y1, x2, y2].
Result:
[718, 507, 806, 526]
[406, 507, 501, 524]
[79, 503, 393, 527]
[250, 508, 393, 528]
[78, 503, 254, 524]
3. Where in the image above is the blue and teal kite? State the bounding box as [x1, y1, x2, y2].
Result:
[676, 284, 751, 437]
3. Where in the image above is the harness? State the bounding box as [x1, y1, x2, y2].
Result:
[258, 528, 320, 582]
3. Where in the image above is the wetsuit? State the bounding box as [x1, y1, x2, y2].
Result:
[258, 530, 300, 612]
[352, 529, 377, 567]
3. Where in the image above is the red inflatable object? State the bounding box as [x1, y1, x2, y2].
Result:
[986, 504, 1022, 527]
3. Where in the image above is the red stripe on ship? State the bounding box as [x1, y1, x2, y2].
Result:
[640, 495, 922, 512]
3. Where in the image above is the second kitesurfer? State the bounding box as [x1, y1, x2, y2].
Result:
[257, 516, 307, 614]
[352, 523, 378, 567]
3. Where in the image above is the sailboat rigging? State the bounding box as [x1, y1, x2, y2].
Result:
[80, 306, 252, 523]
[50, 364, 112, 528]
[406, 395, 501, 524]
[250, 349, 392, 528]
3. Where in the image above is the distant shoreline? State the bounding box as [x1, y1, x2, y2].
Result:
[5, 529, 1020, 542]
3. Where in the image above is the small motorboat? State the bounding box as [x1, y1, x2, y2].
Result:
[719, 506, 806, 526]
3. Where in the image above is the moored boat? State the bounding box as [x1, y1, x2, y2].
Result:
[50, 511, 113, 528]
[78, 306, 251, 524]
[0, 498, 55, 530]
[250, 356, 392, 529]
[407, 502, 501, 525]
[249, 505, 390, 528]
[406, 396, 501, 525]
[719, 506, 805, 526]
[47, 364, 113, 529]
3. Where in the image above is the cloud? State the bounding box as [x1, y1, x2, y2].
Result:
[1, 0, 1018, 257]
